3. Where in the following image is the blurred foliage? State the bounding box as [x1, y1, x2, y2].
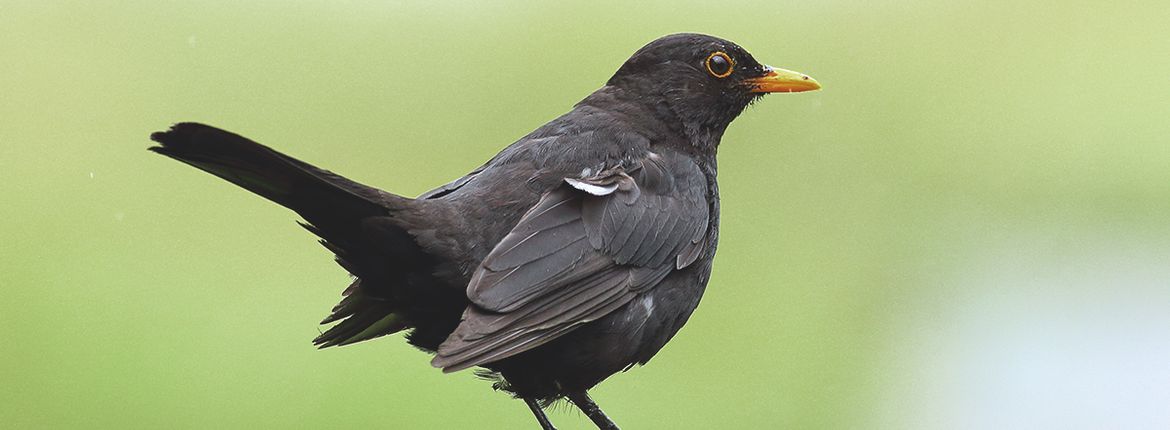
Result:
[2, 1, 1168, 428]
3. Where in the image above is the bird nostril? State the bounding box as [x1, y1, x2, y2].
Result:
[802, 76, 809, 80]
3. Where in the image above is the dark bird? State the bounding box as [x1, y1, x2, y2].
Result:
[149, 33, 820, 429]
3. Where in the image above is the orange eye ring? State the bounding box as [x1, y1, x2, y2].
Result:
[705, 51, 734, 78]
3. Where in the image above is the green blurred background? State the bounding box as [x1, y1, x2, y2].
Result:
[3, 1, 1169, 428]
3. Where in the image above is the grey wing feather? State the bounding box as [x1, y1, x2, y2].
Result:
[431, 153, 709, 372]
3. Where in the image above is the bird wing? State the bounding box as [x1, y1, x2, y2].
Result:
[431, 152, 710, 372]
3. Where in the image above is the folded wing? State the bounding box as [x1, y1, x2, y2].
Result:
[432, 153, 709, 372]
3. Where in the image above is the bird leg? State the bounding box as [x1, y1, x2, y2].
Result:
[567, 391, 620, 430]
[524, 397, 558, 430]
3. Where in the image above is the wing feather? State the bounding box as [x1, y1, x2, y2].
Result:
[432, 153, 710, 372]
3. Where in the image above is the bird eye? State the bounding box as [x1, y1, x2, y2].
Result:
[705, 52, 734, 78]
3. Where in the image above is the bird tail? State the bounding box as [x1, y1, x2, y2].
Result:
[149, 123, 405, 223]
[149, 122, 431, 348]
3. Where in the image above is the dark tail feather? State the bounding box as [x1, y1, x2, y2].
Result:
[149, 122, 405, 233]
[312, 279, 409, 348]
[150, 122, 420, 347]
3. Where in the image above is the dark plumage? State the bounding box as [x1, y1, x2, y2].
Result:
[150, 33, 819, 429]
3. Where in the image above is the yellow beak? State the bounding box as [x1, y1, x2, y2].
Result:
[745, 66, 822, 93]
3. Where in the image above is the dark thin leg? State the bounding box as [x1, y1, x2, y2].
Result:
[525, 397, 558, 430]
[567, 391, 619, 430]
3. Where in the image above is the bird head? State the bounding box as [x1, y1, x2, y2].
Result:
[606, 33, 820, 145]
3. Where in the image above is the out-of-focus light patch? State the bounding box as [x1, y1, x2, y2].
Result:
[874, 231, 1170, 429]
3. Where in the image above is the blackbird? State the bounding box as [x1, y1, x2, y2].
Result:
[150, 33, 820, 429]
